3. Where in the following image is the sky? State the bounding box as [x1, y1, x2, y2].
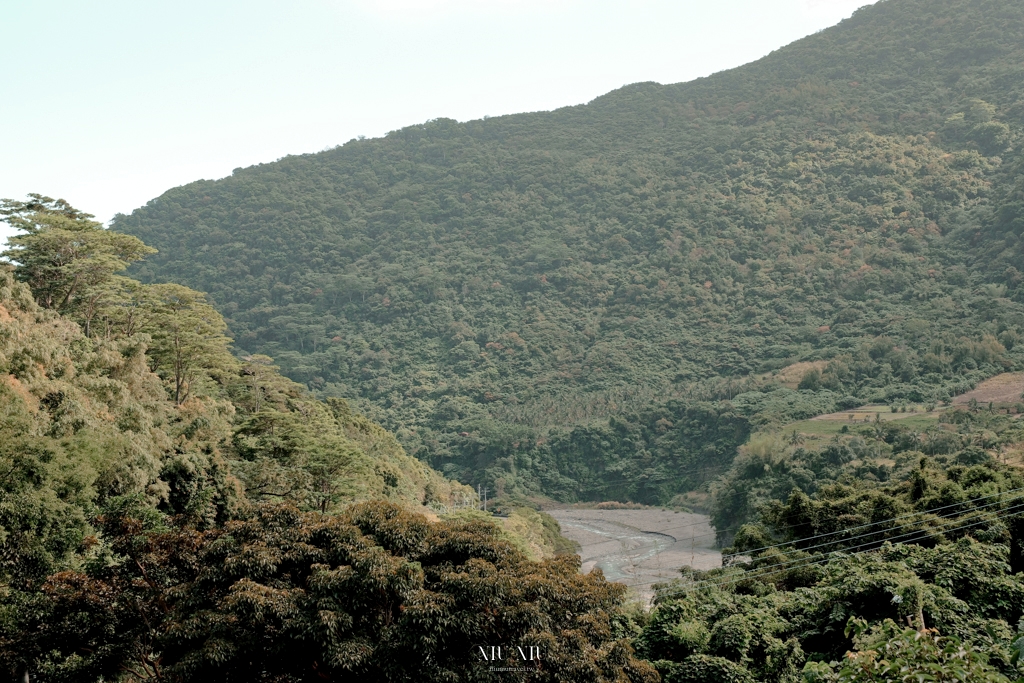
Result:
[1, 0, 877, 244]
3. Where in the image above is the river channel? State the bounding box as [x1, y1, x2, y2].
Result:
[546, 508, 721, 602]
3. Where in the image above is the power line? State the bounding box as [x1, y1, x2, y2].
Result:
[720, 497, 1015, 577]
[647, 500, 1024, 598]
[638, 511, 1006, 600]
[562, 484, 1024, 552]
[722, 485, 1024, 559]
[712, 497, 1024, 587]
[601, 484, 1024, 549]
[550, 459, 1024, 558]
[628, 495, 1024, 595]
[699, 505, 1023, 593]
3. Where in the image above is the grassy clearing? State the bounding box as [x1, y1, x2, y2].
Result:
[775, 406, 942, 445]
[773, 374, 1024, 443]
[953, 372, 1024, 407]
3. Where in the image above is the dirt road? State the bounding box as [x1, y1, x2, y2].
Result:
[546, 508, 720, 602]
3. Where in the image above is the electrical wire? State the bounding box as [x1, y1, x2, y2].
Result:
[645, 500, 1024, 598]
[623, 494, 1024, 594]
[701, 499, 1024, 590]
[690, 504, 1023, 594]
[565, 485, 1024, 558]
[721, 485, 1024, 559]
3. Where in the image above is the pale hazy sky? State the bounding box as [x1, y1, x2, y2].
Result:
[1, 0, 876, 243]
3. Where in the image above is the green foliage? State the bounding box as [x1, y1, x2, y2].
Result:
[0, 196, 633, 682]
[663, 654, 755, 683]
[0, 197, 470, 522]
[0, 204, 503, 679]
[641, 534, 1024, 683]
[2, 194, 155, 331]
[230, 394, 470, 513]
[803, 618, 1015, 682]
[5, 501, 658, 682]
[499, 507, 581, 559]
[711, 408, 1024, 540]
[0, 264, 226, 586]
[445, 399, 752, 504]
[643, 423, 1024, 683]
[143, 283, 234, 404]
[113, 0, 1024, 499]
[11, 0, 1024, 678]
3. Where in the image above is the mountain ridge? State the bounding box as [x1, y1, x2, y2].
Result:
[115, 0, 1024, 503]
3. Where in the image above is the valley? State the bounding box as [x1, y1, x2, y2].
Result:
[5, 0, 1024, 679]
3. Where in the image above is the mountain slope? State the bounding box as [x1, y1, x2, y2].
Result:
[115, 0, 1024, 502]
[0, 256, 472, 590]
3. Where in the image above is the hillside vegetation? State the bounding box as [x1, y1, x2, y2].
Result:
[2, 198, 648, 682]
[0, 196, 473, 588]
[8, 200, 1024, 679]
[11, 0, 1024, 679]
[115, 0, 1024, 504]
[628, 402, 1024, 682]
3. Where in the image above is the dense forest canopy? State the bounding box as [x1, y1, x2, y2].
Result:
[627, 400, 1024, 683]
[2, 197, 640, 681]
[114, 0, 1024, 504]
[6, 206, 1024, 680]
[0, 196, 473, 580]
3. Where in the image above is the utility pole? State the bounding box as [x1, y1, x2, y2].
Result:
[483, 488, 489, 512]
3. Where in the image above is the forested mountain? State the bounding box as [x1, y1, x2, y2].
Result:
[0, 197, 471, 582]
[11, 0, 1024, 679]
[3, 198, 645, 682]
[116, 0, 1024, 503]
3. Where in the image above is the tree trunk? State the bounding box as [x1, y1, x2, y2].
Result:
[1009, 515, 1024, 574]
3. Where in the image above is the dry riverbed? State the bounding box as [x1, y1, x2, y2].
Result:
[546, 508, 721, 602]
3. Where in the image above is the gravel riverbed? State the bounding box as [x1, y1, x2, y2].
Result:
[546, 508, 721, 603]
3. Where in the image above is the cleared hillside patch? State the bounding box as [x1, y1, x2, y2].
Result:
[953, 372, 1024, 408]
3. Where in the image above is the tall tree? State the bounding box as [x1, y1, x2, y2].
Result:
[1, 194, 154, 333]
[144, 283, 233, 404]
